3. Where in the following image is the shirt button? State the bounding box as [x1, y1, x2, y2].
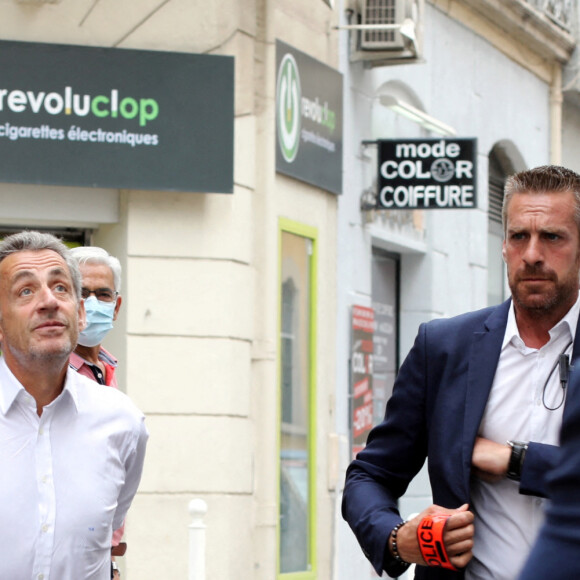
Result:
[38, 575, 44, 580]
[41, 475, 48, 483]
[41, 524, 49, 533]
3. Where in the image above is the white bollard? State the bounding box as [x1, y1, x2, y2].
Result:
[188, 499, 208, 580]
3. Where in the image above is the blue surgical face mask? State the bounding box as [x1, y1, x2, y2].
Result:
[78, 295, 116, 347]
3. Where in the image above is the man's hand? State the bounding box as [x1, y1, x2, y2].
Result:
[471, 437, 511, 482]
[391, 504, 474, 569]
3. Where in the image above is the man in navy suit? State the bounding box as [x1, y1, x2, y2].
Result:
[342, 165, 580, 579]
[518, 364, 580, 580]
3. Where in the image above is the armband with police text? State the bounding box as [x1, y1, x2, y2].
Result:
[417, 514, 458, 571]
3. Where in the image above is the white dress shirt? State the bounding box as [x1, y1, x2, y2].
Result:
[466, 295, 580, 580]
[0, 356, 148, 580]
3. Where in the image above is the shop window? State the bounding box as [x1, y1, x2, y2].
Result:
[0, 227, 91, 248]
[371, 249, 399, 422]
[278, 219, 317, 580]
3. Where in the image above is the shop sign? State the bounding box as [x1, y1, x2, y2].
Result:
[0, 40, 234, 192]
[350, 305, 374, 458]
[377, 138, 477, 209]
[276, 40, 343, 195]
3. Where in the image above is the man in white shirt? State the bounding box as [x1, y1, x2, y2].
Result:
[0, 231, 148, 580]
[343, 165, 580, 579]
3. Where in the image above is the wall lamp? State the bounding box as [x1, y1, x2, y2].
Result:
[378, 94, 456, 137]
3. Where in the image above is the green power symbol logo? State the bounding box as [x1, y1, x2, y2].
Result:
[277, 53, 301, 163]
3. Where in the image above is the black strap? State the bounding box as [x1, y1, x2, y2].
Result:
[88, 363, 106, 385]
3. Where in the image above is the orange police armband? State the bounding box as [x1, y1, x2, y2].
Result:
[417, 514, 458, 571]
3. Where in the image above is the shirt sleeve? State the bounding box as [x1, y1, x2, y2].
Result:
[112, 415, 149, 531]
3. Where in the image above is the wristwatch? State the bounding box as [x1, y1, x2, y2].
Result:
[506, 440, 529, 481]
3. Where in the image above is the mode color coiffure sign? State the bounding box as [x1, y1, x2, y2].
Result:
[377, 138, 477, 209]
[275, 40, 343, 195]
[0, 40, 234, 192]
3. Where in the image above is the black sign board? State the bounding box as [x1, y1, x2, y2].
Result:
[0, 40, 234, 192]
[275, 40, 343, 195]
[377, 138, 477, 209]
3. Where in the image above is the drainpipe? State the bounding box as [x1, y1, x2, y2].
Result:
[550, 62, 563, 165]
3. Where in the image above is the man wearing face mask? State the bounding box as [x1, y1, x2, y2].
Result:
[69, 246, 122, 388]
[69, 245, 124, 579]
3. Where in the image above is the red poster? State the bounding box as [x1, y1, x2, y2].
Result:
[351, 305, 374, 458]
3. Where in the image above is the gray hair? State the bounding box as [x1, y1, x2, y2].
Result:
[503, 165, 580, 236]
[69, 246, 122, 293]
[0, 231, 82, 301]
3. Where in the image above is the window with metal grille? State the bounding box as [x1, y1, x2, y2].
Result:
[488, 177, 504, 226]
[488, 150, 507, 305]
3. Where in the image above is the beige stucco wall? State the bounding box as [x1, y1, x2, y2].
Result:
[0, 0, 339, 578]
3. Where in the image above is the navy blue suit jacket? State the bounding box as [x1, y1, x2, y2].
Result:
[342, 300, 580, 579]
[518, 364, 580, 580]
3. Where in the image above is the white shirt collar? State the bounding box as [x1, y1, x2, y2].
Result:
[0, 355, 80, 416]
[0, 356, 21, 415]
[502, 292, 580, 351]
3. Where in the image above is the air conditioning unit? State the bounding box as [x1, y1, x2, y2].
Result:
[359, 0, 406, 50]
[347, 0, 423, 67]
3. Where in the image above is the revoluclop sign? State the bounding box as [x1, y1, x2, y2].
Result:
[0, 87, 159, 129]
[275, 40, 342, 195]
[0, 40, 234, 192]
[377, 138, 477, 209]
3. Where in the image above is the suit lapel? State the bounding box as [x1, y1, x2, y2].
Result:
[565, 312, 580, 404]
[462, 300, 511, 496]
[572, 312, 580, 362]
